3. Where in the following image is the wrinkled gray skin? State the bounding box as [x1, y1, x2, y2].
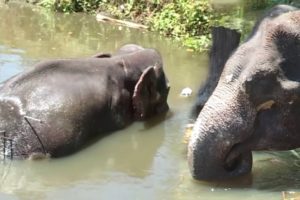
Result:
[188, 5, 300, 180]
[0, 44, 170, 159]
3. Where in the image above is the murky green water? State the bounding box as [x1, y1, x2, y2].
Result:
[0, 2, 300, 200]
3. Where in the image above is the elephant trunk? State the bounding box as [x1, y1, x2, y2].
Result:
[187, 84, 256, 180]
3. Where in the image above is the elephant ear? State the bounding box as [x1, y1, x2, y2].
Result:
[132, 66, 157, 120]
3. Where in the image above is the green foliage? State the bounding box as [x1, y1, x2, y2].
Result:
[37, 0, 299, 52]
[182, 35, 212, 52]
[39, 0, 102, 13]
[150, 0, 215, 51]
[214, 6, 255, 41]
[38, 0, 55, 10]
[38, 0, 216, 51]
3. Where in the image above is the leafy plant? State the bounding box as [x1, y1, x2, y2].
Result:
[150, 0, 215, 50]
[37, 0, 299, 51]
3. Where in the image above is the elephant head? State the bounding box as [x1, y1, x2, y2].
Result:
[93, 44, 170, 121]
[113, 44, 170, 120]
[188, 5, 300, 180]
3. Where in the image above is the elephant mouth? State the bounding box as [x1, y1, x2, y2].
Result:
[223, 143, 253, 176]
[188, 139, 253, 181]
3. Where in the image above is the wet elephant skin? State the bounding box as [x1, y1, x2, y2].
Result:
[188, 5, 300, 181]
[0, 44, 170, 159]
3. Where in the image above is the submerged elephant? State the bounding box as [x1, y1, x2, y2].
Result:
[188, 5, 300, 180]
[0, 44, 170, 159]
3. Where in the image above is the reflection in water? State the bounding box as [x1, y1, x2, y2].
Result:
[0, 52, 23, 82]
[0, 2, 300, 200]
[0, 122, 166, 199]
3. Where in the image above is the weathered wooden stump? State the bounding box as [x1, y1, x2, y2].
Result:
[190, 26, 241, 119]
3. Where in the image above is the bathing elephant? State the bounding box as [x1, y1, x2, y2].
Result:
[188, 5, 300, 180]
[0, 44, 170, 159]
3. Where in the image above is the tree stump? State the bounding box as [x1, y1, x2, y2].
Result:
[191, 26, 241, 119]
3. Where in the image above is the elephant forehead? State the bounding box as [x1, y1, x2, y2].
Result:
[221, 12, 300, 81]
[264, 11, 300, 43]
[220, 37, 282, 86]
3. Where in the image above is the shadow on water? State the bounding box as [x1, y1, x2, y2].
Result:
[0, 121, 166, 199]
[1, 1, 300, 200]
[143, 111, 174, 130]
[251, 151, 300, 191]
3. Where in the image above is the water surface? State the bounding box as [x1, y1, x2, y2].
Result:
[0, 2, 299, 200]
